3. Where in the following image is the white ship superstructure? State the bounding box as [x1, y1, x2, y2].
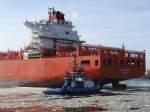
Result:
[24, 8, 80, 58]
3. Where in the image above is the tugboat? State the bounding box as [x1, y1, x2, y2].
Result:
[43, 54, 101, 95]
[43, 71, 101, 95]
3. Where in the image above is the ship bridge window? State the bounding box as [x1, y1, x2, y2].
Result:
[65, 31, 70, 35]
[81, 60, 90, 67]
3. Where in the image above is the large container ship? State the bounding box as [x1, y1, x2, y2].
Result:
[0, 8, 146, 87]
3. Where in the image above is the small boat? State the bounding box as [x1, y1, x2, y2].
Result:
[43, 70, 101, 95]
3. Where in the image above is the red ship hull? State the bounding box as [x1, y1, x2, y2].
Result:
[0, 46, 146, 87]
